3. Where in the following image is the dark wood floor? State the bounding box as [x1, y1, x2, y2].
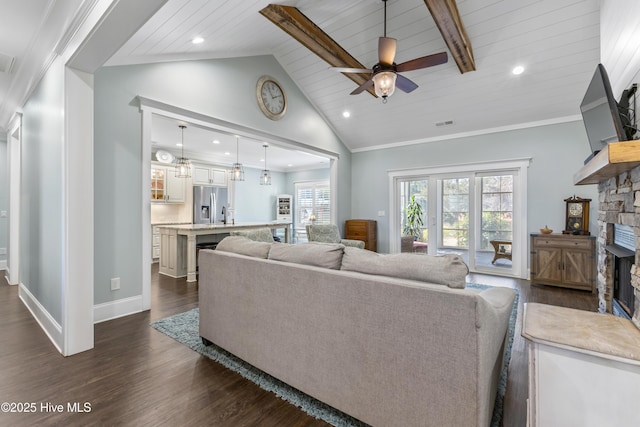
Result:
[0, 266, 597, 426]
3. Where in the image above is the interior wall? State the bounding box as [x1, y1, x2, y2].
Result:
[93, 55, 351, 306]
[19, 56, 65, 322]
[0, 136, 7, 269]
[351, 121, 599, 254]
[234, 167, 286, 222]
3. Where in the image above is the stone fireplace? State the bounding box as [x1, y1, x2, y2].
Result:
[597, 167, 640, 329]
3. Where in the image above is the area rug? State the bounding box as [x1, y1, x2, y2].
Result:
[151, 283, 519, 427]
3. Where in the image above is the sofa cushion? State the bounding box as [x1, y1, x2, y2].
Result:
[268, 242, 345, 270]
[215, 236, 272, 259]
[341, 247, 469, 288]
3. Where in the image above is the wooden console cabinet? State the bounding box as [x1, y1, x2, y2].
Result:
[345, 220, 377, 252]
[530, 233, 595, 292]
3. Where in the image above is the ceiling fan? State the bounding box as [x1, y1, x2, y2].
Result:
[260, 1, 473, 101]
[333, 0, 448, 103]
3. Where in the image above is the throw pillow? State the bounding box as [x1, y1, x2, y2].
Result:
[215, 236, 272, 259]
[341, 247, 469, 288]
[268, 242, 345, 270]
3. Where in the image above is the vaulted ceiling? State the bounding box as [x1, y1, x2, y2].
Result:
[2, 0, 601, 153]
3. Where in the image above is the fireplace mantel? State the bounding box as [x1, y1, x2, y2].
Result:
[574, 140, 640, 185]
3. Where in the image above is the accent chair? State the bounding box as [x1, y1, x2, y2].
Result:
[306, 224, 365, 249]
[230, 228, 275, 243]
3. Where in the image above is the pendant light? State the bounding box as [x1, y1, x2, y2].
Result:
[260, 143, 272, 185]
[231, 135, 245, 181]
[175, 125, 191, 178]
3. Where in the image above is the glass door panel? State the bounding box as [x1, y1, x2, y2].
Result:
[475, 174, 515, 274]
[438, 177, 471, 265]
[398, 179, 428, 253]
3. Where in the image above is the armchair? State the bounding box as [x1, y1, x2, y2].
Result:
[306, 224, 365, 249]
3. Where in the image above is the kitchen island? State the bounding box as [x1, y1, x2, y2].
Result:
[158, 222, 291, 282]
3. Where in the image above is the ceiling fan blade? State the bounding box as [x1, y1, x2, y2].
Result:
[395, 74, 419, 93]
[260, 4, 377, 97]
[333, 67, 372, 74]
[350, 79, 375, 95]
[396, 52, 448, 72]
[378, 37, 397, 66]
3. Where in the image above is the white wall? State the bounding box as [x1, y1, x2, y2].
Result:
[93, 55, 351, 307]
[601, 0, 640, 99]
[351, 121, 599, 254]
[0, 136, 6, 269]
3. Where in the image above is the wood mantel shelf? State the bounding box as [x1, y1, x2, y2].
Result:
[574, 140, 640, 185]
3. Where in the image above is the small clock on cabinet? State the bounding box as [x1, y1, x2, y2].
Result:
[256, 76, 286, 121]
[562, 196, 591, 235]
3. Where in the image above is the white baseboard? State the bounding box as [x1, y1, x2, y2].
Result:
[19, 283, 63, 354]
[93, 295, 144, 324]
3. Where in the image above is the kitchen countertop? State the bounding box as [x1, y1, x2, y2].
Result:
[158, 221, 291, 282]
[158, 221, 291, 231]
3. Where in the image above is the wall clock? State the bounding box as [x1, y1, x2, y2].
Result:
[256, 76, 286, 121]
[563, 196, 591, 235]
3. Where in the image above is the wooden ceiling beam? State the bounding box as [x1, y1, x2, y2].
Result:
[259, 4, 377, 97]
[423, 0, 475, 73]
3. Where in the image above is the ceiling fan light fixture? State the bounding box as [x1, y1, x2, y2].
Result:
[373, 71, 397, 102]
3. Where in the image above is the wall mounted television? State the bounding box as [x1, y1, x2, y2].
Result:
[580, 63, 636, 162]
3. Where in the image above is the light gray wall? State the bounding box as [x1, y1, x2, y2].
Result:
[19, 59, 65, 322]
[0, 136, 7, 266]
[351, 121, 600, 254]
[234, 167, 286, 222]
[94, 55, 351, 305]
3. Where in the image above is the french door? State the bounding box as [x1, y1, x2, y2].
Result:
[391, 160, 528, 278]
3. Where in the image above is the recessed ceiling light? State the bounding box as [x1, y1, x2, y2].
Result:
[342, 110, 351, 118]
[512, 65, 525, 75]
[224, 152, 231, 156]
[176, 143, 183, 147]
[212, 140, 220, 144]
[287, 163, 293, 167]
[192, 37, 204, 44]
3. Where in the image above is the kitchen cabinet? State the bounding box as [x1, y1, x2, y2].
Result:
[345, 219, 377, 252]
[276, 194, 292, 222]
[530, 233, 595, 292]
[152, 225, 161, 261]
[193, 164, 227, 186]
[151, 163, 185, 203]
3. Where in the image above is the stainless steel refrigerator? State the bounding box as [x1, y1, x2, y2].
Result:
[193, 185, 229, 224]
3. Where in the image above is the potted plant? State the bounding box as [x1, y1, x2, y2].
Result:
[403, 195, 424, 240]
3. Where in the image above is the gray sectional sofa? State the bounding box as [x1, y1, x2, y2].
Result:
[198, 236, 516, 427]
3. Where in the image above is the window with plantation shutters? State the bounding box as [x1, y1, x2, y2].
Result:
[295, 181, 330, 236]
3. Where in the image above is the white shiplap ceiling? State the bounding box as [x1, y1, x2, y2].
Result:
[106, 0, 601, 152]
[3, 0, 602, 155]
